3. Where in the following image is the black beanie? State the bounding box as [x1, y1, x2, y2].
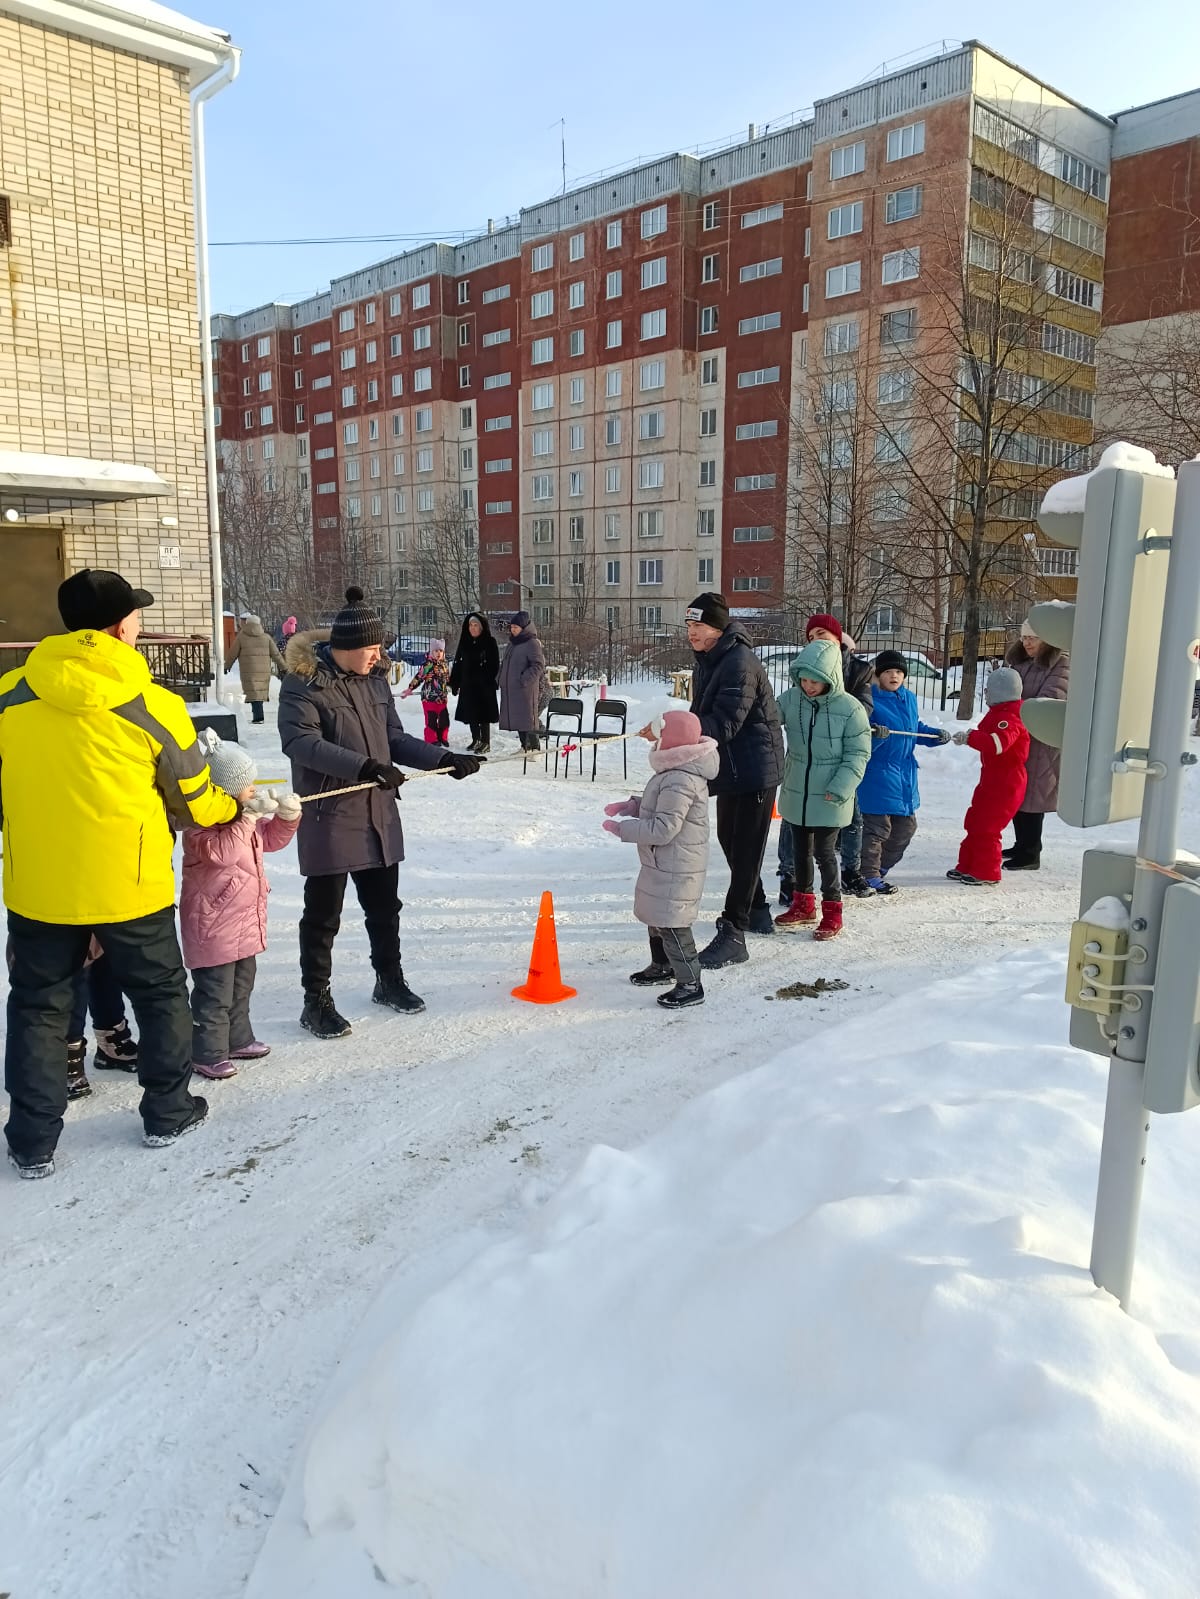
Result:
[330, 586, 384, 650]
[874, 649, 908, 677]
[685, 591, 730, 631]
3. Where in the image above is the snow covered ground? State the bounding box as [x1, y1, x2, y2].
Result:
[3, 674, 1199, 1598]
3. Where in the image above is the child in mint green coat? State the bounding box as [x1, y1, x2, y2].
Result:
[775, 638, 872, 940]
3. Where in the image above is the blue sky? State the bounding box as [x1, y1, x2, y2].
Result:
[203, 0, 1200, 315]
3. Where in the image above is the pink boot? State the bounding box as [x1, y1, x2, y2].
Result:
[192, 1059, 238, 1080]
[230, 1040, 271, 1060]
[813, 900, 844, 941]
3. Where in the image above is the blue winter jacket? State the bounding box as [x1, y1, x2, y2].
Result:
[857, 684, 944, 817]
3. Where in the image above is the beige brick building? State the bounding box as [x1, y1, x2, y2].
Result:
[0, 0, 237, 643]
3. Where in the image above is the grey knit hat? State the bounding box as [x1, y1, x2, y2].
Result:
[199, 728, 257, 797]
[985, 667, 1023, 707]
[330, 585, 384, 650]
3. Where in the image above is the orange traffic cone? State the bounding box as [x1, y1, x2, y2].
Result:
[512, 890, 577, 1005]
[772, 798, 781, 821]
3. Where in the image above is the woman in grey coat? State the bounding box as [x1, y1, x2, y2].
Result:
[1004, 621, 1070, 870]
[227, 613, 285, 723]
[498, 611, 546, 751]
[603, 710, 720, 1009]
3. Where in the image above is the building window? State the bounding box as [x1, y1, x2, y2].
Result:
[637, 559, 663, 585]
[803, 283, 810, 312]
[739, 256, 783, 282]
[639, 410, 666, 440]
[606, 559, 621, 585]
[736, 367, 780, 388]
[824, 318, 860, 355]
[639, 605, 663, 628]
[637, 509, 664, 538]
[739, 312, 781, 335]
[605, 369, 622, 398]
[569, 231, 585, 261]
[606, 269, 623, 299]
[703, 200, 720, 230]
[485, 457, 512, 473]
[338, 309, 355, 332]
[531, 290, 554, 319]
[415, 407, 433, 431]
[533, 474, 553, 501]
[365, 339, 378, 362]
[733, 474, 776, 491]
[699, 459, 716, 486]
[258, 370, 273, 391]
[568, 280, 586, 310]
[532, 517, 554, 543]
[874, 426, 912, 463]
[484, 414, 512, 431]
[641, 308, 667, 340]
[605, 416, 622, 446]
[605, 514, 621, 540]
[533, 562, 553, 586]
[364, 302, 376, 323]
[882, 248, 921, 284]
[701, 253, 719, 284]
[826, 261, 862, 297]
[413, 325, 432, 351]
[532, 428, 553, 456]
[344, 421, 360, 445]
[483, 372, 512, 389]
[366, 380, 379, 402]
[640, 360, 665, 390]
[482, 284, 511, 304]
[886, 185, 923, 224]
[568, 470, 583, 497]
[741, 201, 784, 228]
[877, 368, 914, 405]
[701, 355, 719, 385]
[533, 605, 553, 626]
[531, 242, 554, 271]
[569, 515, 585, 541]
[697, 508, 716, 537]
[569, 423, 585, 450]
[1036, 545, 1079, 577]
[732, 525, 773, 542]
[259, 405, 274, 425]
[605, 466, 621, 493]
[697, 558, 714, 584]
[699, 306, 719, 335]
[413, 367, 432, 391]
[459, 365, 471, 388]
[881, 307, 917, 346]
[641, 204, 667, 238]
[829, 140, 866, 180]
[606, 319, 623, 349]
[569, 329, 585, 357]
[532, 336, 554, 365]
[700, 408, 718, 436]
[457, 324, 470, 348]
[886, 121, 925, 162]
[461, 405, 473, 428]
[416, 447, 433, 473]
[607, 219, 623, 249]
[638, 460, 664, 490]
[532, 383, 554, 411]
[481, 329, 511, 348]
[570, 376, 585, 404]
[827, 201, 863, 239]
[416, 488, 435, 512]
[641, 256, 667, 289]
[732, 575, 773, 592]
[412, 283, 431, 310]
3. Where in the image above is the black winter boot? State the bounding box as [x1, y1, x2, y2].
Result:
[698, 918, 749, 970]
[747, 903, 776, 936]
[143, 1095, 209, 1148]
[630, 962, 674, 986]
[301, 987, 352, 1039]
[66, 1040, 92, 1101]
[657, 981, 705, 1009]
[94, 1018, 138, 1072]
[372, 969, 426, 1015]
[841, 871, 875, 899]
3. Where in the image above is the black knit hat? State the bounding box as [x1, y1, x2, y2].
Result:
[685, 591, 730, 631]
[874, 649, 908, 677]
[330, 586, 384, 650]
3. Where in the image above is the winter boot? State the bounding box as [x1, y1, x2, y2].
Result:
[813, 900, 844, 941]
[630, 961, 674, 987]
[66, 1039, 92, 1101]
[775, 891, 817, 929]
[841, 871, 875, 899]
[143, 1095, 209, 1148]
[301, 987, 352, 1039]
[8, 1147, 55, 1180]
[372, 969, 426, 1015]
[191, 1058, 238, 1080]
[657, 980, 705, 1009]
[747, 902, 777, 936]
[865, 876, 898, 896]
[93, 1019, 138, 1072]
[230, 1040, 271, 1060]
[698, 917, 749, 970]
[778, 877, 796, 907]
[1002, 856, 1040, 872]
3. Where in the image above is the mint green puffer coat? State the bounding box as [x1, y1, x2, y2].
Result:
[777, 638, 872, 829]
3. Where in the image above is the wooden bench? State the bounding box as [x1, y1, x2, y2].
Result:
[669, 669, 693, 701]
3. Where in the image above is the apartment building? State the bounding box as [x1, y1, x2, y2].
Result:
[1, 0, 237, 642]
[214, 40, 1140, 644]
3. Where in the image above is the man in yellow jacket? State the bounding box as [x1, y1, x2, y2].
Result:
[1, 569, 239, 1177]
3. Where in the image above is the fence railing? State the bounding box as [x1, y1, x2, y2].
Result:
[0, 636, 212, 703]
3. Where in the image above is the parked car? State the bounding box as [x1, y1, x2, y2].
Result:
[871, 649, 942, 683]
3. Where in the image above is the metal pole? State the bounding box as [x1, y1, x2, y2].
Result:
[1090, 460, 1200, 1307]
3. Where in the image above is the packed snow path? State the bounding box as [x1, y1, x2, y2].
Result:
[0, 691, 1179, 1598]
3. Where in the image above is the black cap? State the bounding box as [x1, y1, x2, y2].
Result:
[685, 591, 730, 632]
[874, 650, 908, 677]
[58, 569, 155, 632]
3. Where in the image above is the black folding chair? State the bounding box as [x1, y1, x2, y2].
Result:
[544, 697, 584, 777]
[591, 698, 628, 782]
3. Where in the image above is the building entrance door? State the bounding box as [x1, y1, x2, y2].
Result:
[2, 529, 66, 640]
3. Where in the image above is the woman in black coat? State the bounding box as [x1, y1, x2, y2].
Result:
[450, 611, 500, 753]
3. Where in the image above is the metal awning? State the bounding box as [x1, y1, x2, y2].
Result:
[0, 452, 172, 512]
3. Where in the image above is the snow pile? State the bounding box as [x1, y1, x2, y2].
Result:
[1081, 894, 1132, 932]
[249, 949, 1200, 1599]
[1041, 441, 1175, 515]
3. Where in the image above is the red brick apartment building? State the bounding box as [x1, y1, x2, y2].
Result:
[213, 39, 1179, 645]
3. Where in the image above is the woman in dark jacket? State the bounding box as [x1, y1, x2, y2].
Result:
[1003, 621, 1070, 870]
[498, 612, 546, 751]
[450, 611, 500, 753]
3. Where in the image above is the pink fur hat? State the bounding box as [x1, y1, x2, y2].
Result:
[658, 709, 703, 750]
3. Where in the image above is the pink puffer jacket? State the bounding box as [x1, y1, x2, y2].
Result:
[180, 812, 299, 970]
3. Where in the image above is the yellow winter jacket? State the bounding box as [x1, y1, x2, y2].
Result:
[0, 629, 238, 925]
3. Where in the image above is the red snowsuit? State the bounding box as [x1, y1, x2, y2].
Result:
[955, 699, 1030, 882]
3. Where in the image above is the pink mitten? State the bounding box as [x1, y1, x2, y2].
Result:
[602, 819, 622, 837]
[603, 799, 630, 817]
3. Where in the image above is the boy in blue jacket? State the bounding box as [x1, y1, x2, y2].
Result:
[858, 651, 950, 895]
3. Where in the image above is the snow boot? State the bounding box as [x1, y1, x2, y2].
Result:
[192, 1058, 238, 1080]
[66, 1039, 92, 1101]
[8, 1147, 55, 1180]
[372, 969, 426, 1015]
[698, 917, 749, 970]
[93, 1018, 138, 1072]
[143, 1095, 208, 1148]
[841, 871, 875, 899]
[657, 981, 705, 1009]
[630, 962, 674, 987]
[1002, 856, 1040, 872]
[301, 987, 352, 1039]
[747, 902, 777, 936]
[775, 891, 817, 929]
[949, 870, 997, 887]
[813, 900, 844, 941]
[865, 876, 898, 896]
[230, 1040, 271, 1060]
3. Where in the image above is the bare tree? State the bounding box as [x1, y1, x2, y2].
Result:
[870, 104, 1098, 712]
[1097, 312, 1200, 466]
[409, 492, 481, 629]
[218, 452, 324, 624]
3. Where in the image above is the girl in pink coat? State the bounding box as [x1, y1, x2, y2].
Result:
[182, 732, 300, 1079]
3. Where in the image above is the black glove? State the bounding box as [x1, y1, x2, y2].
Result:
[359, 758, 405, 790]
[437, 751, 481, 780]
[936, 728, 952, 746]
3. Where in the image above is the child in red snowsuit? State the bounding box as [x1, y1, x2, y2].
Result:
[402, 640, 451, 745]
[947, 667, 1030, 885]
